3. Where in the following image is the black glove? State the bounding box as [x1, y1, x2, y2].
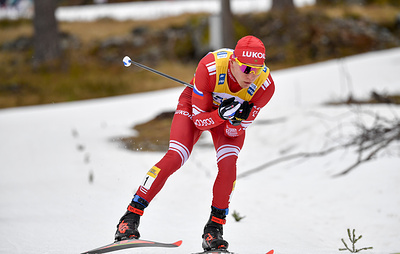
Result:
[230, 101, 254, 126]
[218, 97, 240, 120]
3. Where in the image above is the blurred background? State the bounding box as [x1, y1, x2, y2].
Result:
[1, 0, 399, 109]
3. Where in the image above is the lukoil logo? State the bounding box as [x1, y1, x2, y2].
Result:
[242, 51, 265, 59]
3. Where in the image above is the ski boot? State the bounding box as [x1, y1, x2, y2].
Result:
[202, 206, 229, 251]
[115, 196, 148, 241]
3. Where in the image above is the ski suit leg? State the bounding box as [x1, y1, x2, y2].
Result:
[135, 91, 202, 204]
[210, 125, 245, 211]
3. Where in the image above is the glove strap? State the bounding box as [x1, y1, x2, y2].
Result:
[128, 205, 144, 216]
[211, 216, 226, 225]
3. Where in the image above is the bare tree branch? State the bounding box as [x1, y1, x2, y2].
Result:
[239, 109, 399, 178]
[334, 129, 399, 176]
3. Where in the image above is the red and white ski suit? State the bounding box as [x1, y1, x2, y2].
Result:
[135, 49, 275, 211]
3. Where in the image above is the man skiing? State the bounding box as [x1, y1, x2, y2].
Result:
[115, 35, 275, 251]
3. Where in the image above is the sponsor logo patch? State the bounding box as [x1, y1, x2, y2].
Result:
[225, 126, 239, 137]
[175, 109, 192, 119]
[141, 166, 161, 190]
[194, 117, 215, 127]
[247, 83, 257, 96]
[217, 51, 228, 59]
[218, 74, 226, 85]
[263, 66, 268, 72]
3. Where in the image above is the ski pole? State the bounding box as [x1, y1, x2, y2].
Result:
[122, 56, 193, 89]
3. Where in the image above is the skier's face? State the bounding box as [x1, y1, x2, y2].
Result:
[230, 58, 263, 89]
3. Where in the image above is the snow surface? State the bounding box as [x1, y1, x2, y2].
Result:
[55, 0, 315, 21]
[1, 46, 400, 253]
[0, 0, 316, 21]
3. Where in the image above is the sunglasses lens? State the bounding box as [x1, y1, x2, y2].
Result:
[240, 65, 251, 74]
[236, 58, 263, 75]
[254, 67, 263, 75]
[250, 67, 262, 75]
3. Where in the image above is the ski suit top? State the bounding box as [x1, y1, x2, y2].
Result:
[190, 48, 275, 137]
[134, 48, 275, 210]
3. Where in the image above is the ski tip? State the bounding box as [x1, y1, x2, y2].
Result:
[173, 240, 183, 247]
[266, 250, 274, 254]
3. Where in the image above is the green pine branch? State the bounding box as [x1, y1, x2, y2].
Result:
[232, 210, 246, 222]
[339, 229, 373, 253]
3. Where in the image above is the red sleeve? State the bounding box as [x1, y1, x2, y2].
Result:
[191, 54, 225, 130]
[224, 72, 275, 138]
[246, 72, 275, 124]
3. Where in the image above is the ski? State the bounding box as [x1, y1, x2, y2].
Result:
[192, 249, 274, 254]
[81, 239, 182, 254]
[191, 250, 235, 254]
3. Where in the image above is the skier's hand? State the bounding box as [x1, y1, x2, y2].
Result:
[230, 101, 254, 126]
[218, 97, 240, 120]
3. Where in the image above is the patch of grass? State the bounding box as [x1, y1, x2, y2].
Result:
[0, 14, 200, 109]
[0, 19, 32, 45]
[59, 13, 202, 44]
[1, 5, 399, 110]
[0, 49, 195, 108]
[118, 111, 174, 152]
[306, 4, 400, 24]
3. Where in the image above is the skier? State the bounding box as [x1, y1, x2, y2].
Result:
[115, 35, 275, 251]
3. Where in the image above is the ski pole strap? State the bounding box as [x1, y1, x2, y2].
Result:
[128, 205, 144, 216]
[211, 216, 226, 225]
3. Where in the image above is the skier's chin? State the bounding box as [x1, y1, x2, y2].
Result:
[240, 82, 252, 89]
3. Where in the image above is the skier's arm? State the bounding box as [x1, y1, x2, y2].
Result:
[243, 73, 275, 129]
[223, 73, 275, 138]
[191, 58, 227, 131]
